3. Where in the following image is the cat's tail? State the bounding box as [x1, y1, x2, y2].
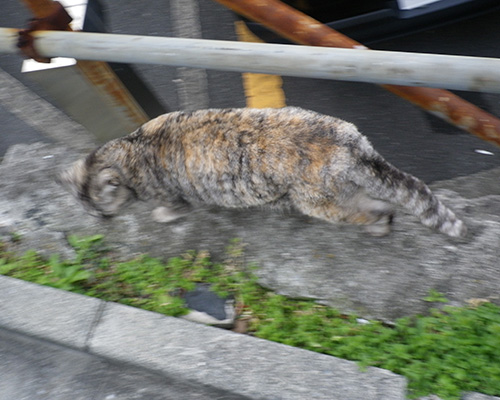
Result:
[354, 154, 467, 237]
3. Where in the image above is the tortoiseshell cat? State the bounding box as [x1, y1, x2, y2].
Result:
[58, 107, 466, 237]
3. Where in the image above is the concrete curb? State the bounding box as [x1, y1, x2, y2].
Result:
[0, 275, 406, 400]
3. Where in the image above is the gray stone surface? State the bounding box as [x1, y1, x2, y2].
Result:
[0, 327, 247, 400]
[1, 140, 499, 321]
[417, 396, 443, 400]
[415, 395, 500, 400]
[0, 276, 406, 400]
[0, 102, 50, 157]
[462, 394, 500, 400]
[0, 68, 96, 153]
[0, 276, 102, 350]
[89, 302, 406, 400]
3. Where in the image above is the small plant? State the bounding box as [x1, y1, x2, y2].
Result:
[0, 250, 48, 282]
[424, 288, 449, 303]
[44, 254, 92, 291]
[10, 232, 22, 243]
[1, 236, 500, 400]
[0, 241, 93, 292]
[66, 234, 107, 265]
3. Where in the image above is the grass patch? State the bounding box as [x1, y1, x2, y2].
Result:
[1, 235, 500, 399]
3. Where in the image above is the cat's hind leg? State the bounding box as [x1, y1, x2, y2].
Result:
[292, 190, 394, 236]
[354, 196, 394, 236]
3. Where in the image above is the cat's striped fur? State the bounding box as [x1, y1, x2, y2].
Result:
[58, 107, 466, 237]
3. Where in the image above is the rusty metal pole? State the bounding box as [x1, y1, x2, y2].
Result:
[214, 0, 500, 147]
[19, 0, 149, 127]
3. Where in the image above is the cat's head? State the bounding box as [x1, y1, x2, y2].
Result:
[57, 153, 136, 219]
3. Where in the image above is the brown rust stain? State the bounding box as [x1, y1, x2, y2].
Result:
[77, 60, 149, 126]
[18, 1, 72, 62]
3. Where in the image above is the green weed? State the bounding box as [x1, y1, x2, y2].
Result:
[424, 288, 449, 303]
[1, 235, 499, 399]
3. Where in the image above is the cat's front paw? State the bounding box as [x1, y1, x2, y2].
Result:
[151, 206, 185, 223]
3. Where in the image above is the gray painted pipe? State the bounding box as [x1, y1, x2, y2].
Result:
[1, 28, 499, 93]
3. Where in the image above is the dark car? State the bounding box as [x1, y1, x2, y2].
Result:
[245, 0, 500, 44]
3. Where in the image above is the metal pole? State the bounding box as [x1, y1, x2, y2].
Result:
[213, 0, 500, 147]
[1, 28, 500, 94]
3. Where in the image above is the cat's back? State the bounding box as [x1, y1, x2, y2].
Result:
[139, 107, 355, 148]
[127, 107, 359, 206]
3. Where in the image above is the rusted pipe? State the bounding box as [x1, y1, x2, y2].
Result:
[214, 0, 500, 147]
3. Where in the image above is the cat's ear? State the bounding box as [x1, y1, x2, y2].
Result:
[56, 159, 86, 196]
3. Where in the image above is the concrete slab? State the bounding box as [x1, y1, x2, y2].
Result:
[417, 394, 500, 400]
[0, 276, 101, 350]
[0, 327, 242, 400]
[0, 103, 50, 158]
[89, 302, 406, 400]
[0, 67, 96, 153]
[0, 275, 407, 400]
[463, 394, 500, 400]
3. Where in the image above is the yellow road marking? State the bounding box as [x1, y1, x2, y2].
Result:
[234, 20, 287, 109]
